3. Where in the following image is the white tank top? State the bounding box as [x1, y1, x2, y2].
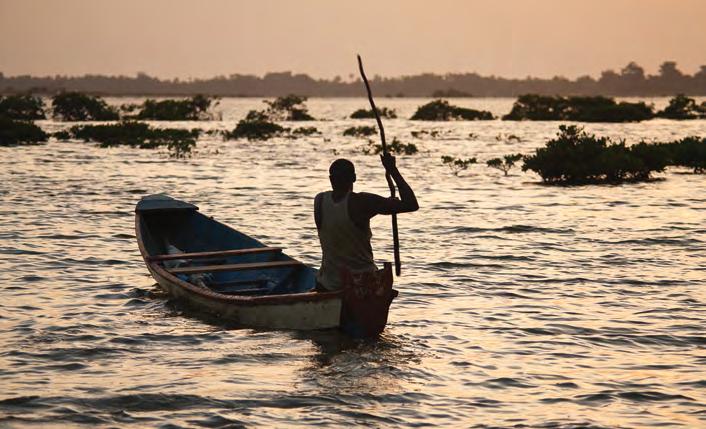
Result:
[316, 191, 376, 290]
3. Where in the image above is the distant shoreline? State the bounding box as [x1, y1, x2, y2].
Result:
[2, 61, 705, 97]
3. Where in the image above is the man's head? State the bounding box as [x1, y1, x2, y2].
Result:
[329, 158, 356, 191]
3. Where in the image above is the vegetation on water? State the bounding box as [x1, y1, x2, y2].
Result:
[411, 129, 453, 140]
[521, 125, 670, 183]
[290, 126, 321, 137]
[226, 111, 287, 140]
[411, 99, 494, 121]
[503, 94, 654, 122]
[656, 94, 706, 120]
[263, 95, 314, 121]
[129, 95, 218, 121]
[487, 154, 524, 176]
[363, 137, 418, 155]
[343, 125, 377, 137]
[350, 107, 397, 119]
[441, 156, 477, 176]
[661, 136, 706, 173]
[57, 121, 199, 158]
[0, 117, 48, 146]
[225, 95, 317, 140]
[225, 109, 321, 141]
[51, 92, 119, 121]
[0, 94, 46, 120]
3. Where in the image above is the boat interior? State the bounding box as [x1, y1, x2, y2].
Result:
[138, 207, 317, 296]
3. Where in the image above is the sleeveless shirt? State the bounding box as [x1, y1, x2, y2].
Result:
[316, 191, 376, 290]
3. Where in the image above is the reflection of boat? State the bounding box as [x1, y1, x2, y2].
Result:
[135, 194, 397, 337]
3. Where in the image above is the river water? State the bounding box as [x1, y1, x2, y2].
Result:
[1, 98, 705, 428]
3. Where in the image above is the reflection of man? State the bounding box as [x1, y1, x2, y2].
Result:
[314, 153, 419, 291]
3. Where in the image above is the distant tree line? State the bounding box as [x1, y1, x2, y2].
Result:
[1, 61, 704, 97]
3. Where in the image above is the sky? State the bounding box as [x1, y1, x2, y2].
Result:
[1, 0, 705, 80]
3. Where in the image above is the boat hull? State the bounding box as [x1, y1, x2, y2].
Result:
[144, 245, 343, 330]
[134, 194, 396, 336]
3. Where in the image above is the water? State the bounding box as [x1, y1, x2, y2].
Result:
[1, 98, 705, 428]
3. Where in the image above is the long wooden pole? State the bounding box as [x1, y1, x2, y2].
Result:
[357, 54, 401, 276]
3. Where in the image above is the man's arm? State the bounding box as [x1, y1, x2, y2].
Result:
[356, 153, 419, 218]
[383, 153, 419, 213]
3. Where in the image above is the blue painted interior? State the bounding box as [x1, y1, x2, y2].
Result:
[140, 208, 317, 295]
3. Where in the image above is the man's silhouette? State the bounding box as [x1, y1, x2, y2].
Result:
[314, 153, 419, 291]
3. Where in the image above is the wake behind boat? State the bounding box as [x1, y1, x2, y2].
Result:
[135, 194, 397, 337]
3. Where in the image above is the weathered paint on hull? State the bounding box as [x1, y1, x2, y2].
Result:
[149, 264, 342, 330]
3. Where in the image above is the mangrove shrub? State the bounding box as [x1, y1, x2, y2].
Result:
[503, 94, 654, 122]
[364, 137, 418, 155]
[343, 126, 377, 137]
[225, 110, 286, 140]
[350, 107, 397, 119]
[411, 99, 494, 121]
[441, 156, 477, 176]
[487, 154, 524, 176]
[656, 95, 706, 120]
[61, 121, 198, 157]
[0, 94, 45, 120]
[522, 125, 668, 184]
[133, 95, 217, 121]
[0, 117, 48, 146]
[663, 137, 706, 173]
[264, 95, 314, 121]
[52, 92, 119, 121]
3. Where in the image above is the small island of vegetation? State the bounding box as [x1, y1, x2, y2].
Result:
[56, 121, 199, 157]
[521, 125, 696, 184]
[411, 99, 494, 121]
[0, 117, 48, 146]
[350, 107, 397, 119]
[52, 92, 119, 121]
[503, 94, 654, 122]
[128, 94, 218, 121]
[0, 94, 46, 120]
[656, 94, 706, 120]
[343, 126, 377, 137]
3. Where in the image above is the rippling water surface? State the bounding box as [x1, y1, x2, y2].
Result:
[1, 98, 705, 428]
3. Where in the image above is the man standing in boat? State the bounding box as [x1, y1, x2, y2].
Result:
[314, 153, 419, 291]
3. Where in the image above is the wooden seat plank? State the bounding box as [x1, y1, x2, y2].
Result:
[149, 247, 281, 262]
[167, 260, 302, 275]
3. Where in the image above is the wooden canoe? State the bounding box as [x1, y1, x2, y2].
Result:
[134, 194, 397, 337]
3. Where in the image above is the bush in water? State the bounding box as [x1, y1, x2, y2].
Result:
[522, 125, 670, 184]
[58, 121, 198, 157]
[225, 110, 287, 141]
[656, 95, 706, 120]
[662, 136, 706, 173]
[290, 126, 321, 137]
[363, 137, 418, 155]
[350, 107, 397, 119]
[503, 94, 654, 122]
[411, 99, 494, 121]
[343, 126, 377, 137]
[264, 95, 314, 121]
[441, 156, 477, 176]
[0, 117, 48, 146]
[133, 95, 218, 121]
[487, 154, 524, 176]
[0, 94, 46, 120]
[52, 92, 119, 121]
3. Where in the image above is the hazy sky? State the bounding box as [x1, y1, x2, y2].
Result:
[1, 0, 705, 79]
